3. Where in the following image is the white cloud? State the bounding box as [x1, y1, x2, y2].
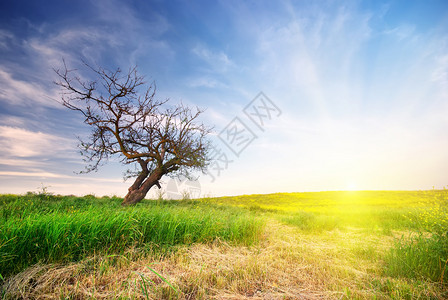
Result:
[383, 24, 416, 41]
[0, 171, 66, 178]
[0, 69, 59, 107]
[23, 0, 173, 69]
[187, 77, 228, 89]
[0, 158, 47, 168]
[0, 170, 127, 196]
[0, 170, 122, 183]
[0, 1, 174, 107]
[26, 28, 114, 67]
[0, 126, 74, 158]
[192, 44, 234, 73]
[0, 29, 13, 49]
[431, 54, 448, 90]
[0, 115, 26, 127]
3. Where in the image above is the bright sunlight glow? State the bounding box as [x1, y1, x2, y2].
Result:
[345, 182, 358, 191]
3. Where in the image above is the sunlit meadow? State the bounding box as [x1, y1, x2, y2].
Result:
[1, 189, 447, 298]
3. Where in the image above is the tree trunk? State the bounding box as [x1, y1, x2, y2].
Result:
[121, 171, 162, 206]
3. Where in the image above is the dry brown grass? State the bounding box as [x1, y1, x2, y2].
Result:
[1, 220, 444, 299]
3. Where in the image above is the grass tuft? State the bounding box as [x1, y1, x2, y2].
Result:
[0, 195, 263, 278]
[385, 232, 448, 285]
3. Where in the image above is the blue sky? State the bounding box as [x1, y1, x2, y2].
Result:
[0, 0, 447, 197]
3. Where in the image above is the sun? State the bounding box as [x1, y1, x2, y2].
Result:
[345, 182, 358, 191]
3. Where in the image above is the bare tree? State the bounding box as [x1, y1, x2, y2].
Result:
[54, 62, 211, 205]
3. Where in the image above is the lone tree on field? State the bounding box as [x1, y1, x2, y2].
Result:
[55, 62, 211, 206]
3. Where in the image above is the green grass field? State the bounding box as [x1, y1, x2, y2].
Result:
[1, 190, 447, 299]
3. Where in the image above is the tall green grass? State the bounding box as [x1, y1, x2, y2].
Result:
[384, 190, 448, 285]
[385, 232, 448, 284]
[0, 194, 264, 278]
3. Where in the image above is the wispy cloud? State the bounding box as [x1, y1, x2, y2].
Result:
[0, 170, 122, 183]
[192, 44, 234, 73]
[0, 29, 13, 49]
[254, 4, 372, 110]
[0, 115, 26, 127]
[0, 69, 59, 107]
[0, 158, 47, 168]
[186, 77, 228, 89]
[0, 0, 174, 108]
[383, 24, 417, 40]
[0, 126, 74, 158]
[431, 54, 448, 92]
